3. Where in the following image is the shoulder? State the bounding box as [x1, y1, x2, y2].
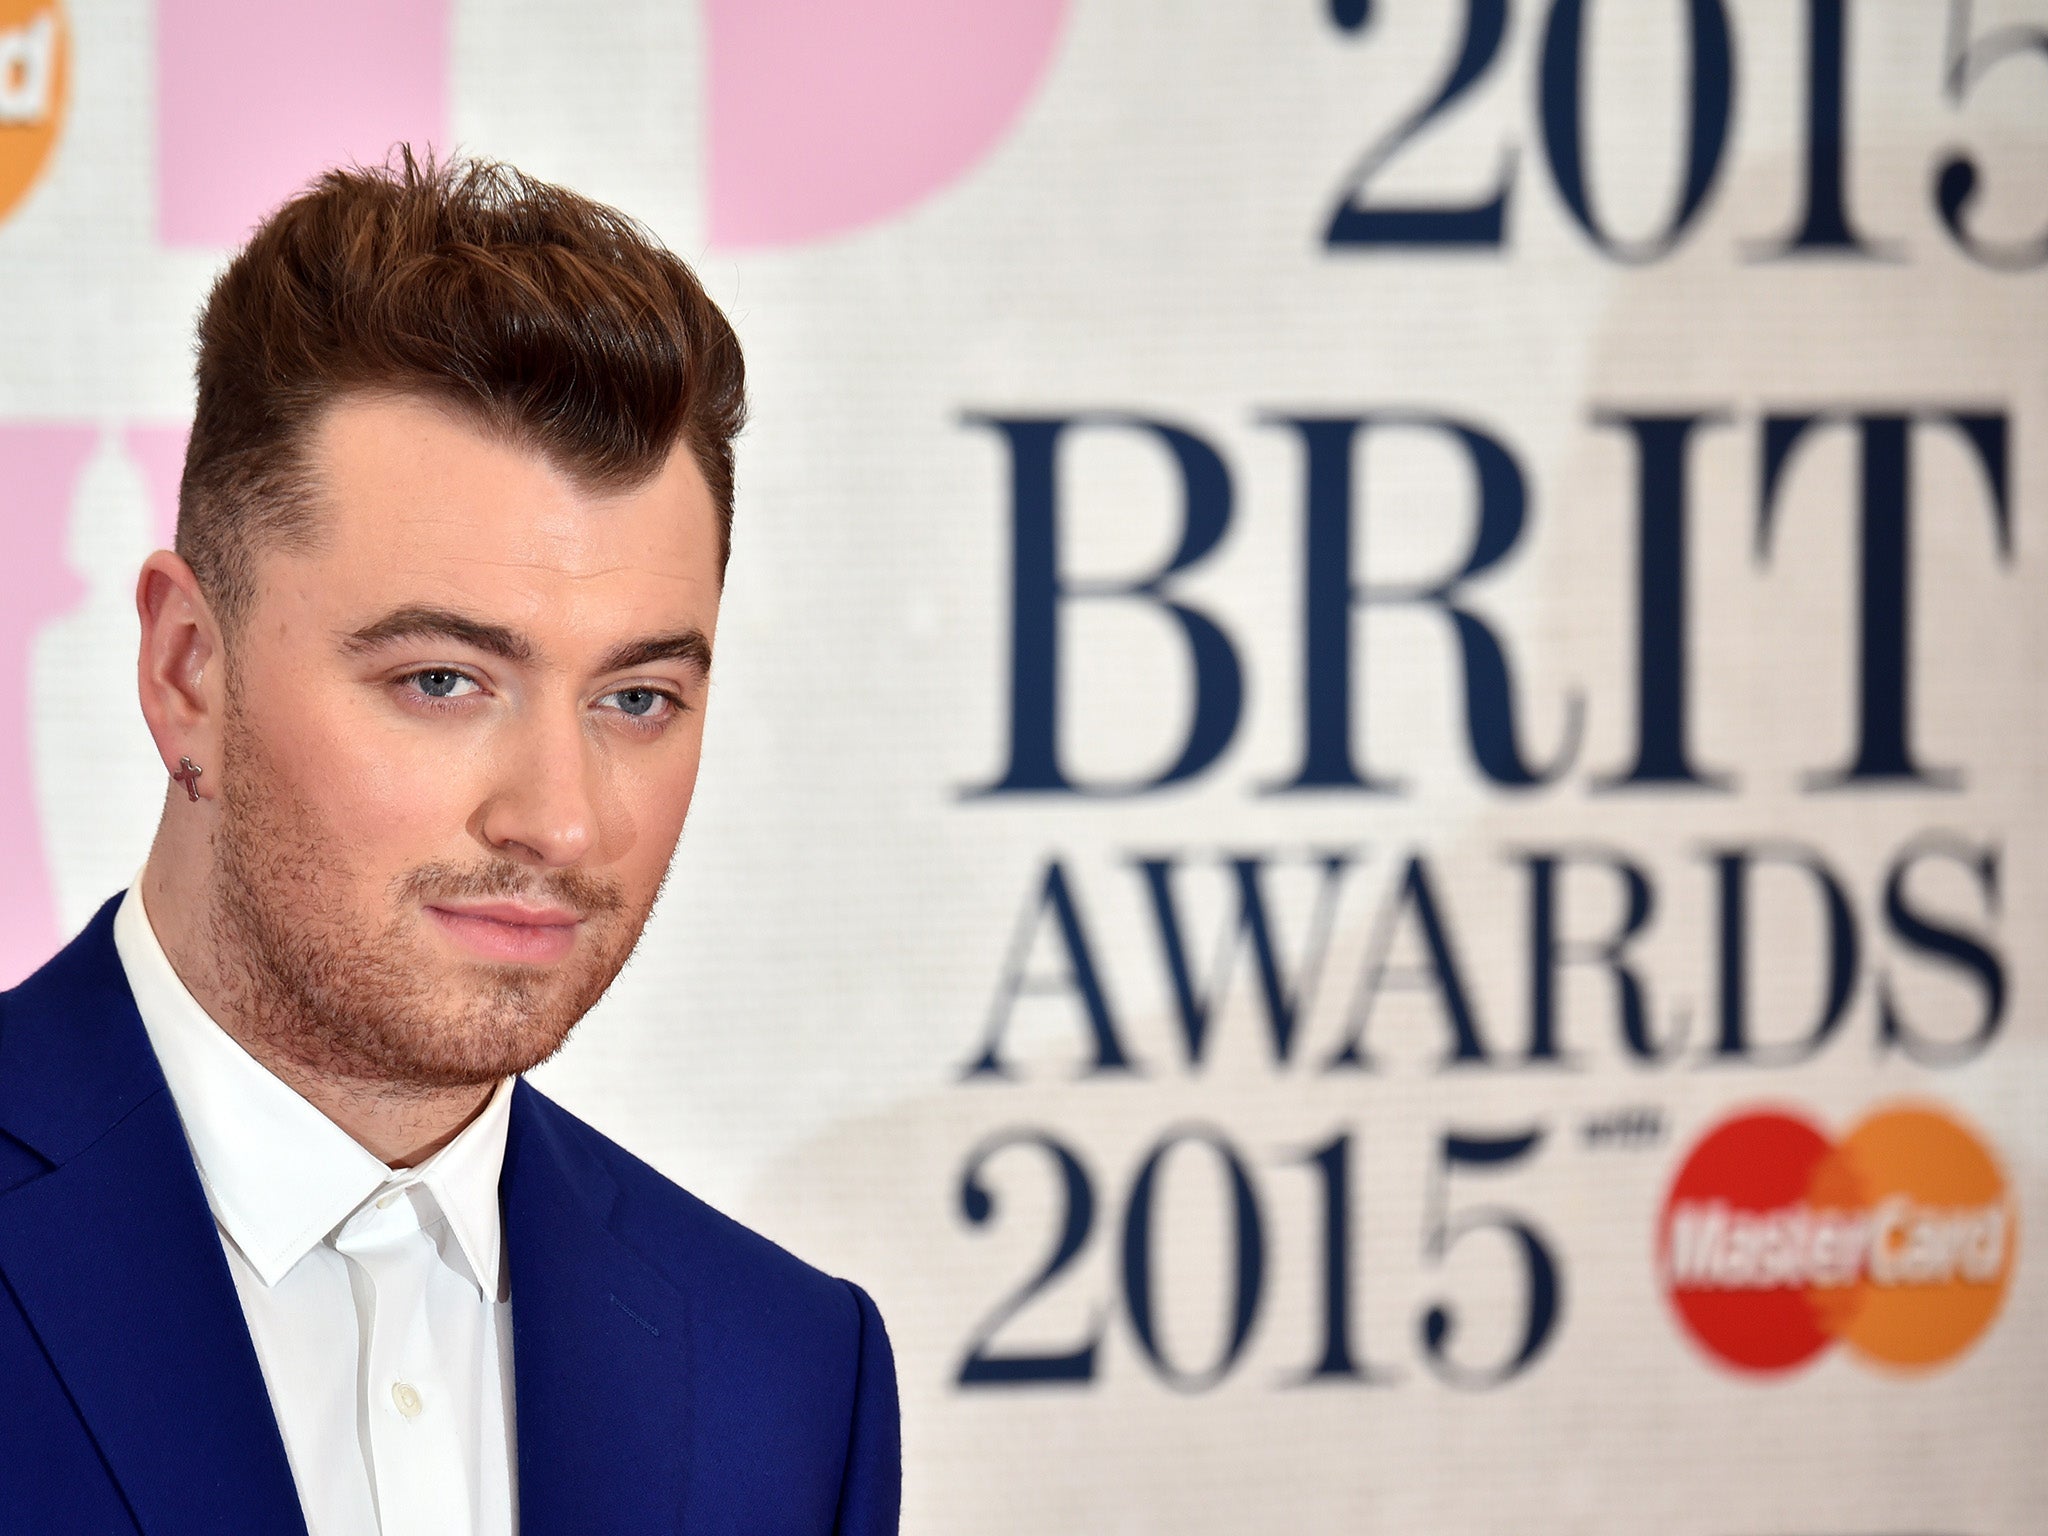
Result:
[0, 895, 168, 1177]
[509, 1079, 882, 1357]
[510, 1082, 901, 1527]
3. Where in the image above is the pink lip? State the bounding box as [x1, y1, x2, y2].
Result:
[425, 902, 582, 964]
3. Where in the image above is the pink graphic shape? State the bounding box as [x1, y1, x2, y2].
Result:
[707, 0, 1069, 249]
[125, 423, 190, 548]
[156, 0, 450, 248]
[0, 427, 95, 986]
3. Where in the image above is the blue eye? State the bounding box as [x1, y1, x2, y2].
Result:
[599, 686, 685, 726]
[413, 669, 473, 699]
[611, 688, 663, 717]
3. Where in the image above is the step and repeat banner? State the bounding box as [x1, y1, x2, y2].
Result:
[0, 2, 2042, 1532]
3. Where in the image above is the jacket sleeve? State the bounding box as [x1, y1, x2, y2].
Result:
[832, 1281, 902, 1536]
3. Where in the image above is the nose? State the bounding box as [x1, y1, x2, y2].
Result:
[475, 701, 603, 868]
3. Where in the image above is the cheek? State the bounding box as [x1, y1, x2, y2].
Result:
[606, 731, 704, 879]
[238, 680, 484, 856]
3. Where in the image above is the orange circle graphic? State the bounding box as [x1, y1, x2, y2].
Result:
[0, 0, 66, 230]
[1828, 1104, 2016, 1370]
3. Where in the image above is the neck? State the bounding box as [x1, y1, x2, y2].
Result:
[140, 831, 498, 1169]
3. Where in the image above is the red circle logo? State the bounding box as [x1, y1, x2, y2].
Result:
[1657, 1103, 2015, 1375]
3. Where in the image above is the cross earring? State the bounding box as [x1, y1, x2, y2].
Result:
[171, 756, 203, 801]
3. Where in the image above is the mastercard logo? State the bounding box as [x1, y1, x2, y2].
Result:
[0, 0, 64, 230]
[1657, 1103, 2016, 1374]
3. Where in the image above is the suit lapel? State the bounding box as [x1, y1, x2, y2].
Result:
[0, 903, 704, 1532]
[0, 899, 306, 1534]
[0, 1095, 309, 1533]
[503, 1083, 694, 1534]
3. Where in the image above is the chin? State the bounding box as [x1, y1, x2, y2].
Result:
[396, 945, 623, 1076]
[371, 986, 586, 1088]
[241, 912, 633, 1093]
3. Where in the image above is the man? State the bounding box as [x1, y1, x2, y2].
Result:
[0, 154, 899, 1534]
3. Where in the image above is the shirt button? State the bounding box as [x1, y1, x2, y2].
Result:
[391, 1381, 423, 1418]
[375, 1188, 403, 1210]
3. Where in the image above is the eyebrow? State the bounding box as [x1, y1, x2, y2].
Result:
[599, 631, 713, 676]
[341, 605, 711, 676]
[343, 606, 532, 662]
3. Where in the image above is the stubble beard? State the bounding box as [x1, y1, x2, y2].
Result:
[208, 688, 652, 1096]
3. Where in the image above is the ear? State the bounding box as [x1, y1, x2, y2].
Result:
[135, 550, 226, 798]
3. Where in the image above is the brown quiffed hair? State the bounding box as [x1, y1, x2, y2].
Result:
[179, 147, 746, 624]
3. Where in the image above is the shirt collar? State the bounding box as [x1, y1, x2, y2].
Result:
[404, 1073, 513, 1302]
[113, 884, 512, 1299]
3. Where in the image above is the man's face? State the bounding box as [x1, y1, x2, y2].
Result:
[209, 393, 722, 1090]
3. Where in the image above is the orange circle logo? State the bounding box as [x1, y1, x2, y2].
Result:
[1657, 1103, 2016, 1375]
[0, 0, 65, 229]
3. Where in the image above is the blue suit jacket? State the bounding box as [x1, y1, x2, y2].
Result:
[0, 898, 900, 1533]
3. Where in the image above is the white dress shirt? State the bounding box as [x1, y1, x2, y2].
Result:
[113, 886, 518, 1535]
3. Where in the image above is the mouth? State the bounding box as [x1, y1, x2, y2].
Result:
[423, 900, 583, 964]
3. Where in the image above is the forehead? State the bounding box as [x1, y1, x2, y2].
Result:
[282, 393, 721, 644]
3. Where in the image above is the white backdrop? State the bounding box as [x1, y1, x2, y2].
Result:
[1, 2, 2043, 1532]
